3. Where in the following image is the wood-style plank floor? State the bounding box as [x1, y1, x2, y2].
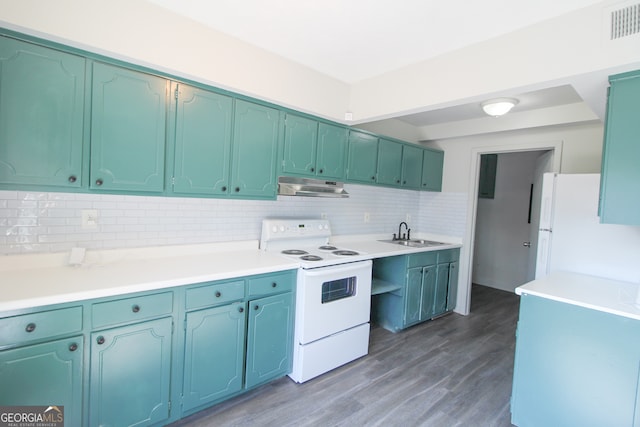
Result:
[171, 284, 520, 427]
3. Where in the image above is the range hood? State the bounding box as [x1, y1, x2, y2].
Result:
[278, 176, 349, 198]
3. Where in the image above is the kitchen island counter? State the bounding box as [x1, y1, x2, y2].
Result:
[515, 271, 640, 321]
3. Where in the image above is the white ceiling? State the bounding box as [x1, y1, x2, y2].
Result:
[145, 0, 609, 132]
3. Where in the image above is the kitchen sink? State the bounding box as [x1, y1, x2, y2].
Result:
[378, 239, 447, 248]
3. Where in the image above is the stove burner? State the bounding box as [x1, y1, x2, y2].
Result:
[332, 250, 359, 256]
[318, 245, 338, 251]
[300, 255, 323, 261]
[282, 249, 308, 255]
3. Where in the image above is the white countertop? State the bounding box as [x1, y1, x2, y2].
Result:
[0, 236, 461, 312]
[516, 271, 640, 321]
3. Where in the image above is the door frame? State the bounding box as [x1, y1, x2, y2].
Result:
[458, 140, 563, 315]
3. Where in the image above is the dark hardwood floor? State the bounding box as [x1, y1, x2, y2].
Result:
[171, 284, 520, 427]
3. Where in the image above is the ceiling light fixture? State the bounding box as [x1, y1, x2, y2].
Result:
[481, 98, 519, 117]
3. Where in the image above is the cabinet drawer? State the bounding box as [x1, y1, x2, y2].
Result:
[438, 249, 460, 263]
[185, 280, 245, 310]
[247, 271, 294, 297]
[92, 292, 173, 329]
[0, 306, 83, 347]
[407, 252, 438, 268]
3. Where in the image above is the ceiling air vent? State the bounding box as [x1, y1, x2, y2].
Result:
[609, 2, 640, 39]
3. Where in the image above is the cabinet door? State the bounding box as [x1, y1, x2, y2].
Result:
[0, 337, 83, 426]
[245, 293, 293, 389]
[316, 123, 347, 179]
[230, 100, 281, 198]
[404, 267, 423, 327]
[401, 144, 423, 189]
[0, 36, 85, 188]
[89, 317, 172, 427]
[599, 71, 640, 225]
[90, 62, 167, 192]
[172, 83, 232, 196]
[421, 149, 444, 191]
[182, 302, 245, 412]
[282, 114, 317, 177]
[433, 263, 451, 317]
[446, 261, 459, 312]
[346, 130, 378, 184]
[419, 265, 437, 321]
[376, 139, 403, 186]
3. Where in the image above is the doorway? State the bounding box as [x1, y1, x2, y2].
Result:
[458, 141, 562, 315]
[471, 150, 552, 293]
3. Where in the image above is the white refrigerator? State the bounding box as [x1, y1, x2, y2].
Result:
[535, 173, 640, 282]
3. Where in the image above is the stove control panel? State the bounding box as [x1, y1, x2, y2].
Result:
[260, 219, 331, 249]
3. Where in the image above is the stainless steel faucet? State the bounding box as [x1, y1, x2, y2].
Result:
[395, 222, 410, 241]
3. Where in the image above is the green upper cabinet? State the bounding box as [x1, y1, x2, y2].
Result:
[599, 70, 640, 225]
[90, 62, 168, 193]
[0, 36, 86, 189]
[478, 154, 497, 199]
[282, 114, 346, 180]
[376, 138, 403, 186]
[401, 144, 424, 189]
[421, 148, 444, 191]
[171, 83, 233, 196]
[316, 123, 348, 179]
[230, 99, 281, 199]
[347, 130, 378, 184]
[282, 114, 318, 177]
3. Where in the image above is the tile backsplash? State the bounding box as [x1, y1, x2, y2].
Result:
[0, 185, 467, 255]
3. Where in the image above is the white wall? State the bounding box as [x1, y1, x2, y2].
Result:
[473, 152, 542, 292]
[0, 0, 350, 122]
[2, 0, 638, 124]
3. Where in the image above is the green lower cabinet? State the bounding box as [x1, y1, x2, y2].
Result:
[511, 294, 640, 427]
[245, 292, 294, 389]
[373, 249, 459, 332]
[0, 336, 83, 426]
[182, 302, 245, 413]
[0, 35, 86, 189]
[89, 317, 173, 427]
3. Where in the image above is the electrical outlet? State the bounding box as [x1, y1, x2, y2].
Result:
[364, 212, 370, 223]
[321, 213, 327, 219]
[81, 209, 98, 229]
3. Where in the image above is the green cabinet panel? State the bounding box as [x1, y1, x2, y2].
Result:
[0, 36, 85, 189]
[230, 100, 281, 199]
[182, 302, 245, 412]
[172, 83, 233, 196]
[599, 70, 640, 225]
[316, 123, 347, 179]
[346, 130, 378, 184]
[282, 114, 318, 177]
[0, 306, 82, 348]
[478, 154, 497, 199]
[401, 145, 423, 189]
[373, 248, 459, 332]
[404, 267, 423, 326]
[511, 295, 640, 427]
[0, 336, 83, 426]
[376, 138, 403, 186]
[90, 62, 167, 193]
[422, 149, 444, 191]
[245, 292, 293, 389]
[89, 317, 172, 427]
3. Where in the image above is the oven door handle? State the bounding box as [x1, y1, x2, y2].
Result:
[301, 259, 372, 276]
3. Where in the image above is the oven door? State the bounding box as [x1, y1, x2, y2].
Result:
[295, 260, 372, 345]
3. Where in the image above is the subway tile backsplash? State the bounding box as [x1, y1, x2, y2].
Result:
[0, 186, 467, 255]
